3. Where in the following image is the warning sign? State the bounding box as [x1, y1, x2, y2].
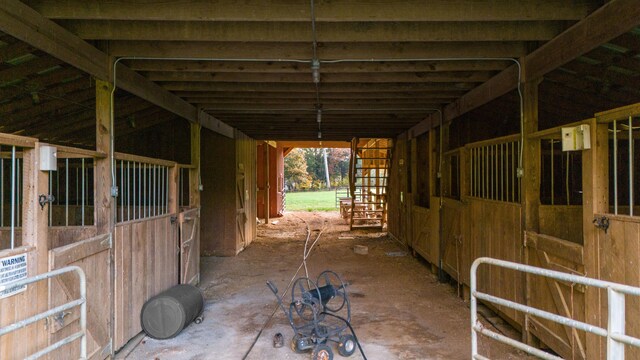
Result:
[0, 253, 27, 299]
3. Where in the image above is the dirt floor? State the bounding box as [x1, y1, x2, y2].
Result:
[124, 211, 530, 359]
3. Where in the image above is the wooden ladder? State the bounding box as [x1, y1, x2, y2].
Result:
[349, 138, 393, 230]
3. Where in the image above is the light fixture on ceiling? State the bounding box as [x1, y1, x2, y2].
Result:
[311, 60, 320, 84]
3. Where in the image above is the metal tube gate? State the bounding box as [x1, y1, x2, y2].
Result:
[471, 257, 640, 360]
[0, 266, 87, 360]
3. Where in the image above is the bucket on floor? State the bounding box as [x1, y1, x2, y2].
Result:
[140, 284, 204, 339]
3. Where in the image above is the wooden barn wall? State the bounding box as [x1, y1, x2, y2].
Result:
[200, 128, 236, 256]
[256, 143, 283, 219]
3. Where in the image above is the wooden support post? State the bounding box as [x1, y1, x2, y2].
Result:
[583, 118, 609, 359]
[95, 79, 113, 235]
[264, 141, 270, 223]
[168, 164, 179, 215]
[21, 144, 49, 356]
[189, 122, 201, 208]
[94, 78, 114, 358]
[521, 76, 541, 345]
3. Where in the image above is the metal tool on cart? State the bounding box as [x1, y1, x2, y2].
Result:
[267, 270, 357, 360]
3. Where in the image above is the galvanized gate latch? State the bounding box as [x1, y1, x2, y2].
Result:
[38, 194, 55, 210]
[593, 215, 610, 234]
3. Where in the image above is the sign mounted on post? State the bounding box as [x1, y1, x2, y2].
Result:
[0, 253, 28, 299]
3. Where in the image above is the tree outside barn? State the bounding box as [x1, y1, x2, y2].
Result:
[284, 148, 349, 191]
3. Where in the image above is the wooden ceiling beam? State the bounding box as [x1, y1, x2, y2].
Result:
[176, 90, 467, 100]
[200, 103, 445, 112]
[60, 20, 563, 42]
[144, 71, 495, 83]
[187, 97, 457, 105]
[162, 82, 476, 93]
[409, 0, 640, 137]
[0, 0, 234, 138]
[127, 59, 512, 73]
[23, 0, 599, 22]
[107, 41, 529, 59]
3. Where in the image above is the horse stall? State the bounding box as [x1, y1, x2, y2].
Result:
[0, 130, 201, 358]
[388, 101, 640, 359]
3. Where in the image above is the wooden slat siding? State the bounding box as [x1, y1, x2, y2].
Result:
[0, 245, 34, 258]
[0, 147, 49, 359]
[411, 204, 439, 265]
[597, 218, 640, 359]
[114, 152, 176, 167]
[48, 226, 98, 249]
[48, 245, 111, 360]
[113, 215, 178, 351]
[468, 198, 524, 326]
[538, 206, 583, 245]
[583, 119, 609, 359]
[180, 208, 200, 285]
[235, 130, 256, 250]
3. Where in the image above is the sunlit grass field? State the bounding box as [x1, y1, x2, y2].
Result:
[285, 190, 338, 211]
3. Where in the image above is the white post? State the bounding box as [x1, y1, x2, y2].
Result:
[607, 287, 625, 359]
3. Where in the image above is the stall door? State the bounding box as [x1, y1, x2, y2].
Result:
[236, 168, 247, 249]
[179, 208, 200, 285]
[48, 234, 112, 359]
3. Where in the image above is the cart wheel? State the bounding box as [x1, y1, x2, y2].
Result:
[291, 334, 307, 354]
[338, 334, 356, 357]
[312, 344, 333, 360]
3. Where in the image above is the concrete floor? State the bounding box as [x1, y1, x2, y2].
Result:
[125, 211, 528, 360]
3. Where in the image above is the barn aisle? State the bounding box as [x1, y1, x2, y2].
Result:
[125, 212, 527, 360]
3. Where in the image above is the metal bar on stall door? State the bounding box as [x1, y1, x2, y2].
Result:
[49, 170, 53, 226]
[614, 120, 618, 215]
[630, 116, 634, 217]
[566, 153, 570, 206]
[472, 148, 476, 197]
[81, 159, 85, 226]
[153, 165, 157, 217]
[488, 145, 496, 200]
[76, 167, 79, 206]
[17, 158, 21, 228]
[10, 146, 16, 249]
[481, 147, 485, 198]
[494, 144, 498, 201]
[550, 140, 555, 205]
[133, 162, 137, 220]
[144, 163, 148, 218]
[511, 142, 515, 203]
[499, 143, 503, 201]
[120, 160, 124, 223]
[65, 159, 69, 227]
[165, 167, 169, 214]
[485, 146, 489, 199]
[179, 168, 184, 207]
[1, 155, 4, 228]
[127, 161, 131, 221]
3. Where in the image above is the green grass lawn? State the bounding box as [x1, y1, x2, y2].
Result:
[285, 190, 338, 211]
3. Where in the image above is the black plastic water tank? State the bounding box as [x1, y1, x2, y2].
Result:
[140, 284, 204, 339]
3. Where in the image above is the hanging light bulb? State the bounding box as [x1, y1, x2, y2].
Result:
[317, 109, 322, 123]
[318, 131, 322, 139]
